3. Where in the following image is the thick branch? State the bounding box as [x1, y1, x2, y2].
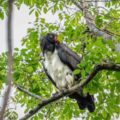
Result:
[71, 0, 112, 40]
[0, 0, 13, 119]
[16, 85, 42, 100]
[20, 63, 120, 120]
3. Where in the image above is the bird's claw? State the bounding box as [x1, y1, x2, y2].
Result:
[52, 92, 59, 97]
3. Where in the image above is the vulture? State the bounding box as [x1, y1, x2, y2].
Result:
[40, 33, 95, 112]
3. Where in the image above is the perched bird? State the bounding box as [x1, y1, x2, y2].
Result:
[40, 33, 95, 112]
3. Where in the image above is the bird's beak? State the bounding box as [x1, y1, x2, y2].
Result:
[54, 35, 60, 44]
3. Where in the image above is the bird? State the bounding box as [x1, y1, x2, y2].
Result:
[40, 33, 95, 112]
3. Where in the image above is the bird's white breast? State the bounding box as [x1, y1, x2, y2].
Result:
[44, 49, 74, 90]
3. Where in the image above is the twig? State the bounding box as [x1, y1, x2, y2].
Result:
[16, 85, 42, 100]
[20, 63, 120, 120]
[97, 6, 109, 12]
[0, 0, 14, 119]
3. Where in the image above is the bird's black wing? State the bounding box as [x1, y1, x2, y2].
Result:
[56, 43, 81, 71]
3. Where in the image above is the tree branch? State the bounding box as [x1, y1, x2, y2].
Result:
[20, 63, 120, 120]
[0, 0, 13, 119]
[16, 85, 42, 100]
[71, 0, 113, 40]
[71, 0, 83, 11]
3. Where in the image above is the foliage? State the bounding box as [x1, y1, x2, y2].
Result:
[0, 0, 120, 120]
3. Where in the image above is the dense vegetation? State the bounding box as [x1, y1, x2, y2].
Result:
[0, 0, 120, 120]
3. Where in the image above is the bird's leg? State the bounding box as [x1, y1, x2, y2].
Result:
[59, 88, 68, 94]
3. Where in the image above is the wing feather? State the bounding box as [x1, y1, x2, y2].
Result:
[56, 43, 81, 71]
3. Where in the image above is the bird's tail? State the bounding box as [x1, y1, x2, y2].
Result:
[69, 92, 95, 112]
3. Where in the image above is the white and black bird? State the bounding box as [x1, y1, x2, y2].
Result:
[40, 33, 95, 112]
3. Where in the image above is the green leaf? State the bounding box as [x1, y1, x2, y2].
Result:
[73, 69, 80, 75]
[43, 7, 47, 13]
[114, 72, 120, 79]
[0, 11, 4, 20]
[26, 66, 33, 73]
[102, 110, 107, 118]
[14, 48, 19, 51]
[58, 13, 63, 20]
[35, 11, 38, 17]
[95, 15, 103, 28]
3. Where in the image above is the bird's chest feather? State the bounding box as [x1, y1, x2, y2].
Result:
[44, 49, 74, 90]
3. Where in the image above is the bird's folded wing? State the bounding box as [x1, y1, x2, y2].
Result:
[57, 43, 81, 71]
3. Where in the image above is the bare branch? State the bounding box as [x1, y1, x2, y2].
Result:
[0, 0, 14, 119]
[20, 63, 120, 120]
[16, 85, 42, 100]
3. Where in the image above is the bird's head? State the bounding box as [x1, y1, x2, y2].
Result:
[40, 33, 59, 54]
[46, 33, 59, 44]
